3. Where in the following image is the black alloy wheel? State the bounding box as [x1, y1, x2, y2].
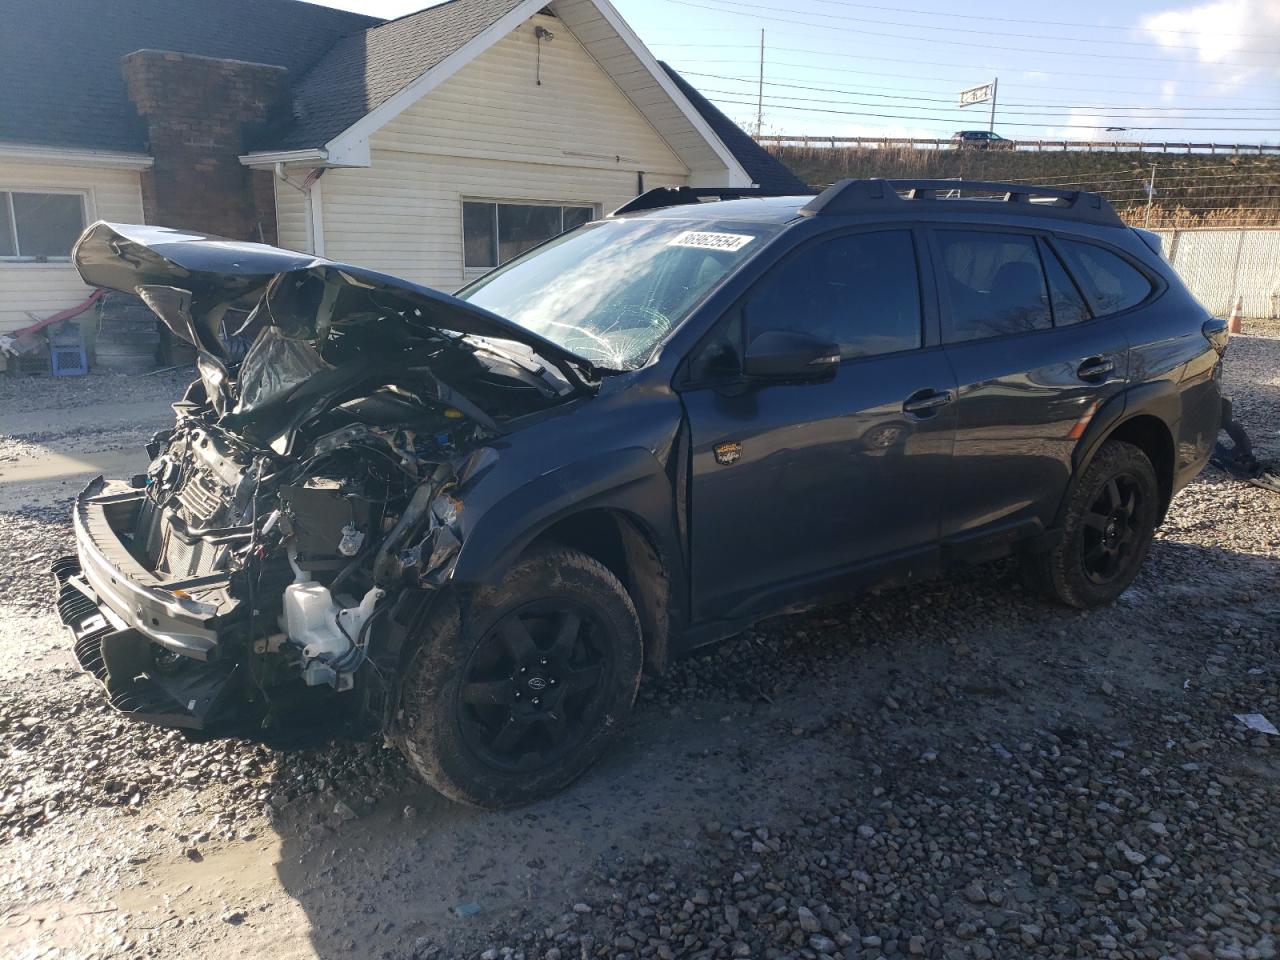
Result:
[1080, 473, 1144, 585]
[458, 600, 612, 772]
[1023, 439, 1160, 609]
[397, 544, 643, 808]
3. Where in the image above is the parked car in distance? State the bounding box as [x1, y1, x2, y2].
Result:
[952, 130, 1015, 150]
[56, 179, 1226, 808]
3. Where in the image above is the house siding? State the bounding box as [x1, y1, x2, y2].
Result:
[274, 176, 311, 255]
[292, 12, 695, 291]
[0, 160, 145, 334]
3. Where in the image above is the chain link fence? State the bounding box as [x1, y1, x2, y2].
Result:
[1150, 228, 1280, 319]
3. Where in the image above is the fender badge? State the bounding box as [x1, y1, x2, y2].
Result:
[714, 441, 742, 465]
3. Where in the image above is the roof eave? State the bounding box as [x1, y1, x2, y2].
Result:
[278, 0, 752, 186]
[583, 0, 751, 187]
[239, 147, 330, 169]
[0, 142, 154, 170]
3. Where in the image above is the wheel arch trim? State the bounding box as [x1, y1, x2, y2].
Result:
[1064, 381, 1179, 524]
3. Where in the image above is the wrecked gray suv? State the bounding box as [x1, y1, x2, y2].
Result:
[55, 182, 1223, 808]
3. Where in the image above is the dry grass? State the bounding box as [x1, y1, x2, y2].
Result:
[768, 146, 1280, 229]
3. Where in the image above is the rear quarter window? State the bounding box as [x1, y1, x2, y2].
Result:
[1056, 239, 1153, 316]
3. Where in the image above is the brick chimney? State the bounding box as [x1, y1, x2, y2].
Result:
[122, 50, 285, 242]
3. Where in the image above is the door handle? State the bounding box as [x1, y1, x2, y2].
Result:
[1076, 356, 1116, 382]
[902, 388, 955, 416]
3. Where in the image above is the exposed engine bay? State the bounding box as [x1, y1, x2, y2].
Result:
[54, 222, 595, 735]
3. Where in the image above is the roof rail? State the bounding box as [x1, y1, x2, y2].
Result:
[611, 185, 789, 216]
[799, 178, 1124, 227]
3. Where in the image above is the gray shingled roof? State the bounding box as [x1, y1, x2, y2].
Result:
[1, 0, 806, 196]
[265, 0, 526, 151]
[0, 0, 379, 153]
[659, 64, 812, 196]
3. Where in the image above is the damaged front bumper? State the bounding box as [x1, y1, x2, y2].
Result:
[52, 476, 243, 729]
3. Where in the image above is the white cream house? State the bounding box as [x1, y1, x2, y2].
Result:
[1, 0, 806, 338]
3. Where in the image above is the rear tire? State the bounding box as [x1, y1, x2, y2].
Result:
[1026, 440, 1160, 609]
[396, 544, 642, 808]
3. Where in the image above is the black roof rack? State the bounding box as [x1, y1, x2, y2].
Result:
[610, 185, 796, 216]
[800, 178, 1124, 227]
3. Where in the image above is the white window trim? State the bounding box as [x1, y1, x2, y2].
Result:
[0, 187, 92, 265]
[461, 197, 600, 276]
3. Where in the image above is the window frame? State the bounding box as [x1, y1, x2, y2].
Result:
[1044, 233, 1163, 321]
[927, 223, 1065, 347]
[0, 187, 91, 264]
[679, 224, 940, 389]
[460, 197, 599, 277]
[1035, 236, 1094, 328]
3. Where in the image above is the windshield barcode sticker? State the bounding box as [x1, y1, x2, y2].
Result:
[667, 231, 755, 252]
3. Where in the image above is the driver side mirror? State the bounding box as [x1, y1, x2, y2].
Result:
[742, 329, 840, 380]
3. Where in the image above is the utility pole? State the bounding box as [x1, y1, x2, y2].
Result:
[988, 76, 998, 133]
[1144, 163, 1158, 228]
[756, 29, 765, 137]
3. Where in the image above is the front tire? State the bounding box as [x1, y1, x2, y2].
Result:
[1026, 440, 1160, 609]
[397, 544, 643, 808]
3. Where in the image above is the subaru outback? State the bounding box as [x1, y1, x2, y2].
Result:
[54, 180, 1227, 807]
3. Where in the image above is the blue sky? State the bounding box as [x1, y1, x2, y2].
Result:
[304, 0, 1280, 142]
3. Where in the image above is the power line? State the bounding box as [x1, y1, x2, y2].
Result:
[696, 86, 1280, 123]
[665, 65, 1280, 104]
[660, 0, 1274, 65]
[737, 0, 1280, 39]
[709, 95, 1280, 131]
[683, 71, 1280, 114]
[659, 49, 1279, 88]
[654, 0, 1277, 50]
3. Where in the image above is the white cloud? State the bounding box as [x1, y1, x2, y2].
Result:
[1160, 80, 1180, 102]
[1046, 109, 1135, 140]
[1141, 0, 1280, 72]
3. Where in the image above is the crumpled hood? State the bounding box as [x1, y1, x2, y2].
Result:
[73, 221, 591, 375]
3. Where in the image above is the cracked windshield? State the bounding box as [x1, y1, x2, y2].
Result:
[457, 216, 780, 369]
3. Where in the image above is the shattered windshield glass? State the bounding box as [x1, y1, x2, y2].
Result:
[456, 217, 780, 370]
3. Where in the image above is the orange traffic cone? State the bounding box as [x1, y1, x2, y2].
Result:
[1228, 296, 1243, 334]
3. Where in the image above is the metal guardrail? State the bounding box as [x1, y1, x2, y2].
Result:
[756, 136, 1280, 155]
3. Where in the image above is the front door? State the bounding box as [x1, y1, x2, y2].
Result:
[679, 228, 957, 622]
[929, 227, 1131, 542]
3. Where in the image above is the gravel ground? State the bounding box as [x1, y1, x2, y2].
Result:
[0, 332, 1276, 960]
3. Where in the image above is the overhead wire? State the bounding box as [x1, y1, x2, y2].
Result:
[694, 86, 1280, 123]
[705, 95, 1280, 132]
[652, 0, 1280, 50]
[679, 71, 1280, 113]
[658, 0, 1274, 65]
[659, 51, 1280, 90]
[658, 0, 1280, 39]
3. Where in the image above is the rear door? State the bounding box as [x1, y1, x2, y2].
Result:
[930, 226, 1131, 546]
[679, 227, 957, 622]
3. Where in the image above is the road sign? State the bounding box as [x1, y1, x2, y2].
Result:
[958, 82, 994, 107]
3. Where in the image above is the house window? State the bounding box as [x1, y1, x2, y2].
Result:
[0, 191, 88, 260]
[463, 200, 597, 270]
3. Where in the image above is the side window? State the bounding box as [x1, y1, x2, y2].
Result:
[936, 230, 1051, 343]
[1038, 239, 1092, 327]
[746, 230, 922, 360]
[462, 200, 597, 270]
[0, 191, 87, 260]
[1056, 239, 1153, 316]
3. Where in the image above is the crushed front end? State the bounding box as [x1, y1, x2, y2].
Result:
[54, 222, 591, 737]
[54, 415, 484, 732]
